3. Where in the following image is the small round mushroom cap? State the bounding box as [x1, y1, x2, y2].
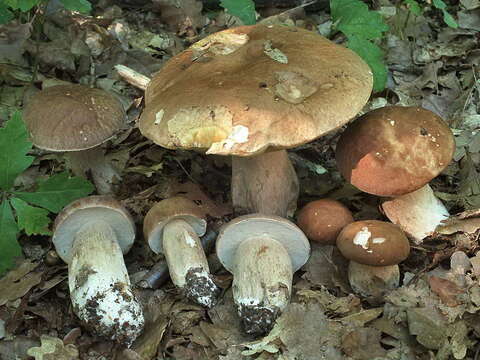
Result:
[23, 84, 126, 152]
[335, 106, 455, 197]
[296, 199, 354, 244]
[336, 220, 410, 266]
[143, 197, 207, 254]
[216, 214, 310, 272]
[53, 196, 135, 263]
[139, 24, 373, 156]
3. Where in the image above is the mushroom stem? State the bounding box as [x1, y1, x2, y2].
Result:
[69, 220, 143, 346]
[162, 219, 220, 307]
[232, 236, 293, 335]
[66, 147, 120, 195]
[114, 65, 150, 91]
[381, 184, 449, 244]
[348, 261, 400, 298]
[232, 150, 299, 217]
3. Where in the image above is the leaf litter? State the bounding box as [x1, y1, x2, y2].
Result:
[1, 0, 480, 359]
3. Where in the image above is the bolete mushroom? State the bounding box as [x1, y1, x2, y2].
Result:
[137, 24, 373, 217]
[216, 214, 310, 335]
[52, 196, 144, 345]
[335, 106, 455, 243]
[23, 84, 126, 194]
[336, 220, 410, 298]
[296, 199, 354, 245]
[143, 197, 220, 307]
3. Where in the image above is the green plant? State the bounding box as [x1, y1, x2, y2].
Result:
[0, 0, 91, 24]
[331, 0, 389, 92]
[0, 111, 94, 275]
[404, 0, 458, 28]
[219, 0, 256, 25]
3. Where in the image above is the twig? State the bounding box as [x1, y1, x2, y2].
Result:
[114, 65, 150, 91]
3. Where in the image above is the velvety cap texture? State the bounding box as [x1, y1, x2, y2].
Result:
[140, 24, 373, 156]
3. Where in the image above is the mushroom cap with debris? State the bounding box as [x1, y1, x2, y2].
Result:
[23, 84, 126, 152]
[335, 106, 455, 197]
[139, 24, 373, 156]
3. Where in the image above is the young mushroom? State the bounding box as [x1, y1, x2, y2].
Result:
[23, 84, 127, 194]
[335, 106, 455, 243]
[296, 199, 354, 245]
[52, 196, 144, 346]
[143, 197, 220, 307]
[136, 24, 372, 217]
[336, 220, 410, 298]
[216, 214, 310, 335]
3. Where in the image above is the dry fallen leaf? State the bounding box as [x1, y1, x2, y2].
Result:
[0, 260, 43, 306]
[27, 335, 79, 360]
[428, 275, 464, 307]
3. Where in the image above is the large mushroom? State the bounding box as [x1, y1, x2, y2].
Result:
[23, 84, 126, 194]
[216, 214, 310, 335]
[143, 197, 220, 307]
[137, 24, 373, 217]
[52, 196, 144, 346]
[336, 220, 410, 298]
[335, 106, 455, 243]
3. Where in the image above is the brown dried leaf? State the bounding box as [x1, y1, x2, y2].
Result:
[428, 276, 464, 307]
[341, 328, 387, 360]
[152, 0, 206, 36]
[27, 335, 79, 360]
[0, 260, 43, 306]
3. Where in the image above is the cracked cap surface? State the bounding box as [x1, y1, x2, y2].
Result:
[140, 24, 373, 156]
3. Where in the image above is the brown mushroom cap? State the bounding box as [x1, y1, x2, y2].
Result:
[23, 84, 126, 152]
[335, 106, 455, 197]
[53, 196, 135, 263]
[336, 220, 410, 266]
[296, 199, 354, 244]
[139, 24, 373, 156]
[143, 197, 207, 254]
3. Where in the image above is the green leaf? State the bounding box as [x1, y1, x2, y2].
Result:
[331, 0, 389, 40]
[0, 111, 34, 191]
[404, 0, 422, 16]
[0, 3, 15, 24]
[10, 197, 52, 236]
[6, 0, 40, 11]
[432, 0, 447, 10]
[347, 36, 387, 92]
[13, 172, 94, 213]
[0, 199, 21, 275]
[59, 0, 91, 13]
[220, 0, 256, 25]
[442, 10, 458, 28]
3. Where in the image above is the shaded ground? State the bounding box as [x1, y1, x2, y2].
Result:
[1, 0, 480, 359]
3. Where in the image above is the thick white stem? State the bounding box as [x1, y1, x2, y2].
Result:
[348, 261, 400, 298]
[232, 236, 293, 335]
[66, 147, 120, 195]
[114, 65, 150, 91]
[231, 150, 299, 217]
[69, 220, 144, 346]
[163, 219, 219, 307]
[381, 184, 449, 244]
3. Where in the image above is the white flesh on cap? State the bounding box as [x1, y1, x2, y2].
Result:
[232, 150, 299, 217]
[381, 184, 449, 244]
[161, 219, 219, 307]
[69, 220, 144, 346]
[233, 236, 293, 334]
[66, 147, 120, 195]
[348, 261, 400, 298]
[216, 215, 310, 334]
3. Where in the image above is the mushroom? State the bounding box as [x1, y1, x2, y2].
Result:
[143, 197, 220, 307]
[137, 24, 373, 217]
[296, 199, 354, 245]
[23, 84, 127, 194]
[335, 106, 455, 243]
[52, 196, 144, 345]
[336, 220, 410, 298]
[216, 214, 310, 335]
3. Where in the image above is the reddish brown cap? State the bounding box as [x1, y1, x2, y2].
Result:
[335, 106, 455, 197]
[53, 196, 135, 263]
[23, 84, 126, 152]
[336, 220, 410, 266]
[143, 197, 207, 254]
[296, 199, 354, 244]
[139, 24, 373, 156]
